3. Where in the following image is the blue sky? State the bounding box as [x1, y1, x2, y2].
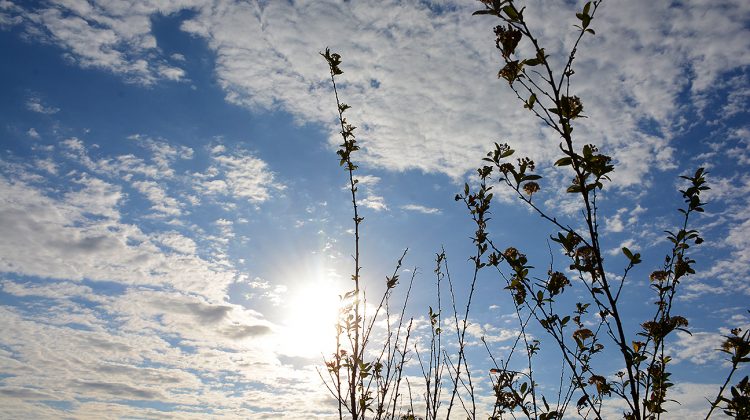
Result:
[0, 0, 749, 418]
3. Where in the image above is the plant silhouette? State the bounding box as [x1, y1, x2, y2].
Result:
[320, 1, 750, 419]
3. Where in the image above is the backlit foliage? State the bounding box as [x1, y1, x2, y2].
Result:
[319, 1, 750, 418]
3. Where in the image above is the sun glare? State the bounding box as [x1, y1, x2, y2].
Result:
[281, 275, 342, 358]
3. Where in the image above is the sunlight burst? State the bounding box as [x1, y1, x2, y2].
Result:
[281, 273, 342, 358]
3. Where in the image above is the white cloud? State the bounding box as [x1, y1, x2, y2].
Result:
[703, 217, 750, 295]
[246, 277, 288, 306]
[132, 180, 182, 217]
[107, 288, 272, 344]
[599, 382, 730, 418]
[211, 218, 235, 245]
[25, 95, 58, 114]
[668, 318, 750, 366]
[442, 318, 519, 347]
[669, 331, 726, 365]
[349, 174, 388, 211]
[353, 174, 381, 186]
[174, 0, 749, 187]
[0, 1, 23, 28]
[152, 231, 197, 255]
[685, 173, 750, 296]
[6, 1, 748, 186]
[58, 136, 195, 193]
[158, 64, 186, 81]
[607, 238, 638, 257]
[0, 279, 102, 302]
[401, 203, 441, 214]
[194, 146, 283, 203]
[360, 194, 388, 212]
[0, 293, 331, 419]
[605, 204, 645, 233]
[65, 174, 123, 219]
[607, 211, 626, 233]
[5, 1, 203, 84]
[215, 152, 281, 201]
[34, 158, 57, 175]
[61, 136, 84, 152]
[133, 135, 194, 171]
[26, 127, 40, 138]
[0, 156, 335, 417]
[0, 172, 233, 300]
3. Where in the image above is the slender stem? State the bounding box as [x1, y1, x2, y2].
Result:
[326, 55, 362, 420]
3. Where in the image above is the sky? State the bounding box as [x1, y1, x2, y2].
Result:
[0, 0, 749, 418]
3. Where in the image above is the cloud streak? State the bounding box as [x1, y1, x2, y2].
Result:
[5, 1, 747, 185]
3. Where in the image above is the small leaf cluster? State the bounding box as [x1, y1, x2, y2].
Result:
[556, 144, 613, 194]
[475, 0, 600, 150]
[321, 48, 360, 171]
[574, 1, 596, 34]
[483, 142, 543, 199]
[455, 165, 496, 266]
[488, 369, 544, 418]
[722, 328, 750, 365]
[721, 375, 750, 418]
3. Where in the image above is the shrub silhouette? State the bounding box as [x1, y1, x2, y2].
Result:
[320, 1, 750, 419]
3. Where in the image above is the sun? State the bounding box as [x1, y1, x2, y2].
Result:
[280, 273, 342, 358]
